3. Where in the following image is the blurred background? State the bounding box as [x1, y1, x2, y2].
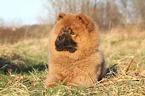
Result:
[0, 0, 145, 44]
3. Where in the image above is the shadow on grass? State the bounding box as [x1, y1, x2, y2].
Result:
[105, 64, 118, 78]
[0, 56, 117, 78]
[0, 57, 48, 74]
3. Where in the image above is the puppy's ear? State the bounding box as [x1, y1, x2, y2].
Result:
[76, 14, 94, 32]
[76, 14, 90, 25]
[57, 12, 66, 20]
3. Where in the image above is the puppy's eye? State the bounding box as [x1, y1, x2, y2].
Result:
[70, 32, 75, 35]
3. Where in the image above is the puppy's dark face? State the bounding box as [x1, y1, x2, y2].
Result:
[55, 27, 77, 53]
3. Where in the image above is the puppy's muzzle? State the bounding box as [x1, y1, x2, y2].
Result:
[55, 33, 77, 53]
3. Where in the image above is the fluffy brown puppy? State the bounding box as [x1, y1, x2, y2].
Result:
[44, 13, 105, 88]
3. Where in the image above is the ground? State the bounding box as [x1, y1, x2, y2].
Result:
[0, 26, 145, 95]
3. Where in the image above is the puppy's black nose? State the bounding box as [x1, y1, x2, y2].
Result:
[58, 36, 64, 41]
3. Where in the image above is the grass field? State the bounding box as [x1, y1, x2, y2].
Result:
[0, 26, 145, 95]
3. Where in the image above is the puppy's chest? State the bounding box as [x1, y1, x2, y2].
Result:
[57, 60, 92, 77]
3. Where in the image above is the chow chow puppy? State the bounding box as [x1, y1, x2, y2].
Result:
[44, 13, 105, 88]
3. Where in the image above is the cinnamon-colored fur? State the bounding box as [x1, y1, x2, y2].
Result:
[44, 13, 105, 88]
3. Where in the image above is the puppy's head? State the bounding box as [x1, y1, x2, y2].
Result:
[52, 12, 98, 54]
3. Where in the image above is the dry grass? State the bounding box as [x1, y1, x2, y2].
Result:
[0, 25, 52, 44]
[0, 26, 145, 95]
